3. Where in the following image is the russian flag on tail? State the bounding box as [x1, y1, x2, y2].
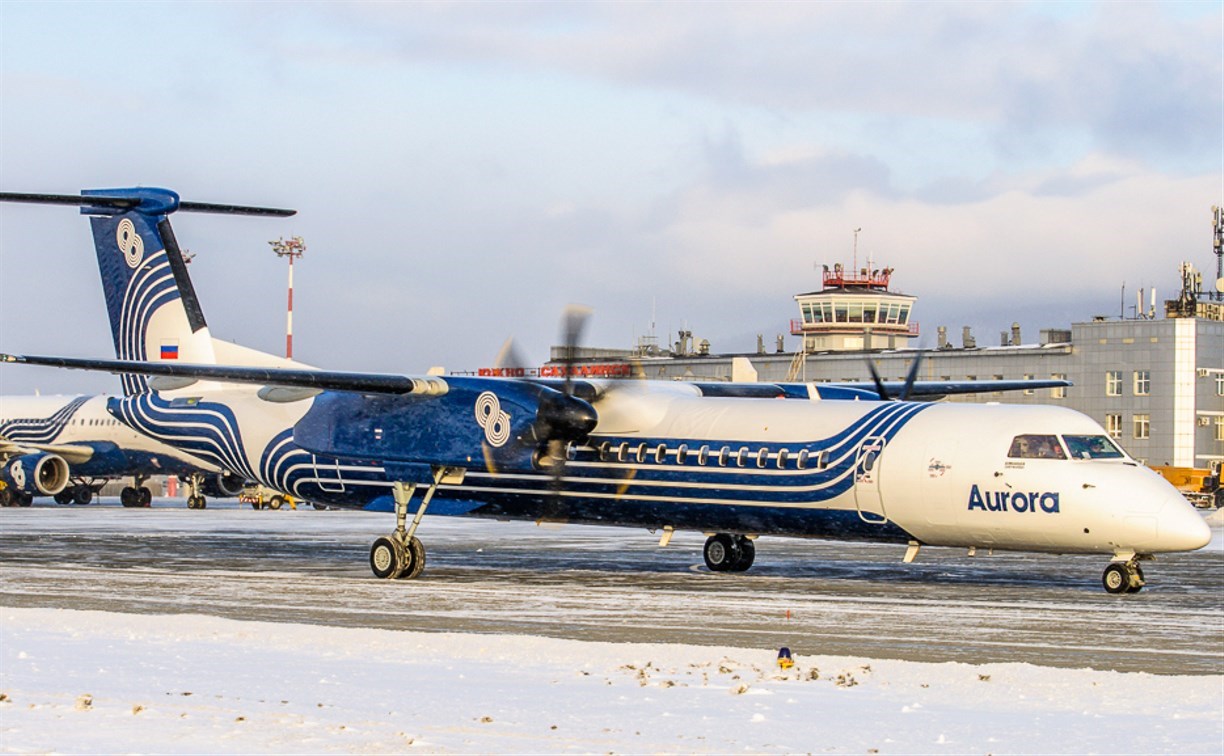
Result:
[160, 342, 179, 360]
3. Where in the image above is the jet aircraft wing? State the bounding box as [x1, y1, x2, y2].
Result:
[0, 436, 96, 464]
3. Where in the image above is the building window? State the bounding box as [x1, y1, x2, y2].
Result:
[1023, 374, 1034, 396]
[1105, 371, 1121, 397]
[1133, 414, 1150, 440]
[1133, 370, 1150, 396]
[1051, 374, 1067, 399]
[1216, 417, 1224, 443]
[1105, 414, 1122, 439]
[1216, 375, 1224, 396]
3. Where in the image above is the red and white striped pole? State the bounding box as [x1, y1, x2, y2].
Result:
[269, 236, 306, 359]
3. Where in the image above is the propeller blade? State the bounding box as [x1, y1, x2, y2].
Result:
[899, 354, 923, 401]
[866, 360, 890, 400]
[493, 337, 530, 375]
[559, 304, 592, 397]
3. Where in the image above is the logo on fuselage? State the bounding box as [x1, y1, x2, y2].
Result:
[474, 391, 511, 447]
[967, 484, 1060, 513]
[117, 218, 145, 269]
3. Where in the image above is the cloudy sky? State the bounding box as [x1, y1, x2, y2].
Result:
[0, 1, 1219, 394]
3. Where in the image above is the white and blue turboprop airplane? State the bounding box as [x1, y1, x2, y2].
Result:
[0, 392, 244, 507]
[0, 188, 1211, 593]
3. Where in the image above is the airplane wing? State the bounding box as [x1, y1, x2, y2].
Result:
[0, 436, 96, 464]
[837, 378, 1072, 398]
[0, 354, 448, 397]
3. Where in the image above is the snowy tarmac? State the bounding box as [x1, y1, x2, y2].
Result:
[1, 502, 1221, 675]
[1, 502, 1222, 753]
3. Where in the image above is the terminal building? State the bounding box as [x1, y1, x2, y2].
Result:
[545, 258, 1224, 472]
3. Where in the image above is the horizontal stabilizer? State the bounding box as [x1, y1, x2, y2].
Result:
[0, 191, 295, 217]
[0, 354, 447, 397]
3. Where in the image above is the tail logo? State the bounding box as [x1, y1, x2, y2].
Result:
[474, 392, 511, 447]
[117, 219, 145, 268]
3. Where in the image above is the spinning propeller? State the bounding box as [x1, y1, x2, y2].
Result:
[866, 353, 923, 401]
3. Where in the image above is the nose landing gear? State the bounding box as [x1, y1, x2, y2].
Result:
[1102, 556, 1147, 594]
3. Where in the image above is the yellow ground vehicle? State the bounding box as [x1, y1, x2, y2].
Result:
[1152, 463, 1222, 509]
[238, 485, 298, 510]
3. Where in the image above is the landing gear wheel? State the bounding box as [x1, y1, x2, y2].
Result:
[73, 485, 93, 506]
[1103, 562, 1146, 594]
[0, 488, 12, 507]
[1102, 563, 1128, 593]
[729, 536, 755, 572]
[54, 490, 74, 505]
[121, 487, 138, 507]
[16, 492, 33, 507]
[704, 534, 741, 572]
[187, 495, 206, 510]
[370, 536, 403, 580]
[138, 487, 152, 507]
[268, 495, 284, 511]
[396, 536, 426, 580]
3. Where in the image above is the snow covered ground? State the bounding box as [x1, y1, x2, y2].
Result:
[1, 607, 1221, 754]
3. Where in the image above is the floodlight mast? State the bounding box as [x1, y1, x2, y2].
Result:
[269, 236, 306, 358]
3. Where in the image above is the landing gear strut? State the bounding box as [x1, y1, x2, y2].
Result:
[1102, 556, 1147, 594]
[369, 466, 464, 580]
[184, 473, 207, 510]
[703, 533, 756, 572]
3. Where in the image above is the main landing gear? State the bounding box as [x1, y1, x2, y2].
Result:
[1102, 555, 1147, 594]
[703, 533, 756, 572]
[369, 466, 465, 580]
[54, 482, 99, 506]
[119, 475, 153, 508]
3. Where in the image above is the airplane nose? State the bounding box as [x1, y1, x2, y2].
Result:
[1158, 496, 1213, 552]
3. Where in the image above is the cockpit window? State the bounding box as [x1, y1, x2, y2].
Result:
[1007, 434, 1066, 460]
[1062, 435, 1125, 460]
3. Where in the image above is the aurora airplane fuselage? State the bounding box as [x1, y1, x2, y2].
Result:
[0, 186, 1210, 592]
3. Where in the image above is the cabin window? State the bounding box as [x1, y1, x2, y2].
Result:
[698, 445, 710, 466]
[675, 444, 689, 464]
[777, 449, 789, 468]
[617, 442, 629, 463]
[598, 442, 612, 462]
[756, 447, 769, 468]
[635, 443, 647, 463]
[718, 446, 730, 466]
[736, 446, 749, 467]
[816, 451, 830, 470]
[654, 444, 667, 464]
[1063, 435, 1125, 460]
[1007, 434, 1066, 460]
[797, 449, 809, 469]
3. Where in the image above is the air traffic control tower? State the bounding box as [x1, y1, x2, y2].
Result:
[791, 264, 919, 352]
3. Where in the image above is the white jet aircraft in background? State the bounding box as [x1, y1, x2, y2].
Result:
[0, 393, 244, 507]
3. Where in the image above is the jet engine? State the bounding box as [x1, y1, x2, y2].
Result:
[2, 452, 70, 496]
[200, 471, 247, 498]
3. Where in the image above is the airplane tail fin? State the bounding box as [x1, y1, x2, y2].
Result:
[1, 188, 296, 395]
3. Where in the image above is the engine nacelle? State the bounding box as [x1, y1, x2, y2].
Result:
[2, 452, 70, 496]
[200, 471, 247, 498]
